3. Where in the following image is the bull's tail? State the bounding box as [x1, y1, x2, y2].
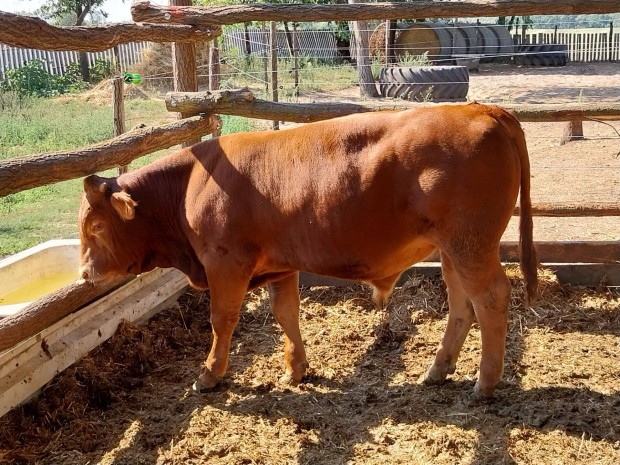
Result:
[511, 114, 539, 303]
[490, 105, 539, 303]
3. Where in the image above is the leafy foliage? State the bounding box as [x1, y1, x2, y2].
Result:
[88, 58, 114, 83]
[0, 60, 87, 98]
[36, 0, 110, 26]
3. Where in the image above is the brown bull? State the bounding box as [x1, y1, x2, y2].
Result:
[79, 103, 538, 398]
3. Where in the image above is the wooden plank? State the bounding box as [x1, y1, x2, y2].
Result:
[0, 268, 187, 419]
[300, 263, 620, 288]
[132, 0, 620, 25]
[0, 268, 166, 379]
[498, 241, 620, 264]
[0, 11, 221, 52]
[0, 277, 130, 353]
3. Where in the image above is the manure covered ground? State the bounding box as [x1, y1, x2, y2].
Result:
[1, 268, 619, 464]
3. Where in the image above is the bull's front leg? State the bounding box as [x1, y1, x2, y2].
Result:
[268, 272, 308, 384]
[193, 270, 250, 393]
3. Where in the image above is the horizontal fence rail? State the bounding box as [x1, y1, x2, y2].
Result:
[165, 89, 620, 123]
[131, 0, 620, 25]
[0, 11, 221, 52]
[0, 115, 220, 198]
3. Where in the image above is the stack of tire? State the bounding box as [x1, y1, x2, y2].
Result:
[378, 66, 469, 102]
[513, 44, 568, 66]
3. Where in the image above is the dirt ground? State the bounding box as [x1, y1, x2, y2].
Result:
[0, 64, 619, 464]
[1, 270, 619, 465]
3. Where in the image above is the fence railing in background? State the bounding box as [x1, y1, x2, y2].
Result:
[0, 42, 149, 79]
[516, 28, 620, 62]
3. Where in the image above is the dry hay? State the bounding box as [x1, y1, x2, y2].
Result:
[79, 78, 150, 106]
[133, 42, 212, 91]
[0, 269, 619, 464]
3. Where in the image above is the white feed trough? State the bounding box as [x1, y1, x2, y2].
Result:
[0, 239, 80, 318]
[0, 240, 188, 418]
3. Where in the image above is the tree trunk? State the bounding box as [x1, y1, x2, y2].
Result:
[75, 3, 91, 82]
[243, 22, 252, 57]
[171, 0, 199, 147]
[79, 52, 91, 82]
[348, 0, 378, 98]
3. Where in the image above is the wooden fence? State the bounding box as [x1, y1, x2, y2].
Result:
[1, 0, 620, 419]
[0, 41, 149, 78]
[1, 27, 617, 81]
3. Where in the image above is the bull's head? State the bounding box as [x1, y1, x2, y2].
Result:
[78, 175, 141, 283]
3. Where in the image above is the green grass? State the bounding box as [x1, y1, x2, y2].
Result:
[220, 55, 359, 98]
[0, 95, 257, 258]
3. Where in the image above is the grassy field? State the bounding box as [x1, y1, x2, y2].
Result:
[0, 93, 256, 258]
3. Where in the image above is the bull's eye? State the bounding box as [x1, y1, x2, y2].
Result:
[92, 222, 104, 233]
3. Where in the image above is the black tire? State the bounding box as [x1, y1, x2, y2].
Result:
[378, 66, 469, 102]
[514, 44, 568, 66]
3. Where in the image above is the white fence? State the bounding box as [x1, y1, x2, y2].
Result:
[222, 29, 340, 61]
[517, 28, 620, 62]
[0, 42, 149, 79]
[222, 26, 619, 64]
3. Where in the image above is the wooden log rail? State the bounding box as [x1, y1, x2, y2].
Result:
[0, 278, 129, 354]
[0, 11, 221, 52]
[131, 0, 620, 25]
[0, 115, 219, 198]
[166, 88, 620, 123]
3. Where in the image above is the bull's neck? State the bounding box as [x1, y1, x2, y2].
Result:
[117, 150, 203, 279]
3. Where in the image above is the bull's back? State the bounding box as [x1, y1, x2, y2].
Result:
[193, 104, 523, 280]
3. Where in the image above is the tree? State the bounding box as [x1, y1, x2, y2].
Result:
[348, 0, 378, 97]
[34, 0, 120, 81]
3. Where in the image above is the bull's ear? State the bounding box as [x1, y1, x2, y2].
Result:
[110, 191, 137, 221]
[84, 175, 109, 200]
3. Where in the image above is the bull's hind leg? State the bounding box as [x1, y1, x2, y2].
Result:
[421, 252, 475, 385]
[446, 252, 511, 398]
[268, 272, 308, 384]
[467, 261, 511, 397]
[194, 272, 249, 393]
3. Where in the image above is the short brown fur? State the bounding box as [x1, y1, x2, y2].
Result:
[79, 103, 538, 397]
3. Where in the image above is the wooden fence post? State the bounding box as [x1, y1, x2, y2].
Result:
[171, 0, 200, 147]
[283, 21, 299, 98]
[270, 20, 279, 130]
[209, 37, 222, 138]
[560, 120, 584, 145]
[112, 76, 128, 175]
[293, 22, 299, 97]
[348, 0, 379, 98]
[262, 21, 269, 96]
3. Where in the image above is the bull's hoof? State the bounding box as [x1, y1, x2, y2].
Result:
[192, 377, 222, 394]
[472, 381, 496, 399]
[279, 372, 302, 386]
[462, 387, 496, 406]
[419, 364, 453, 385]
